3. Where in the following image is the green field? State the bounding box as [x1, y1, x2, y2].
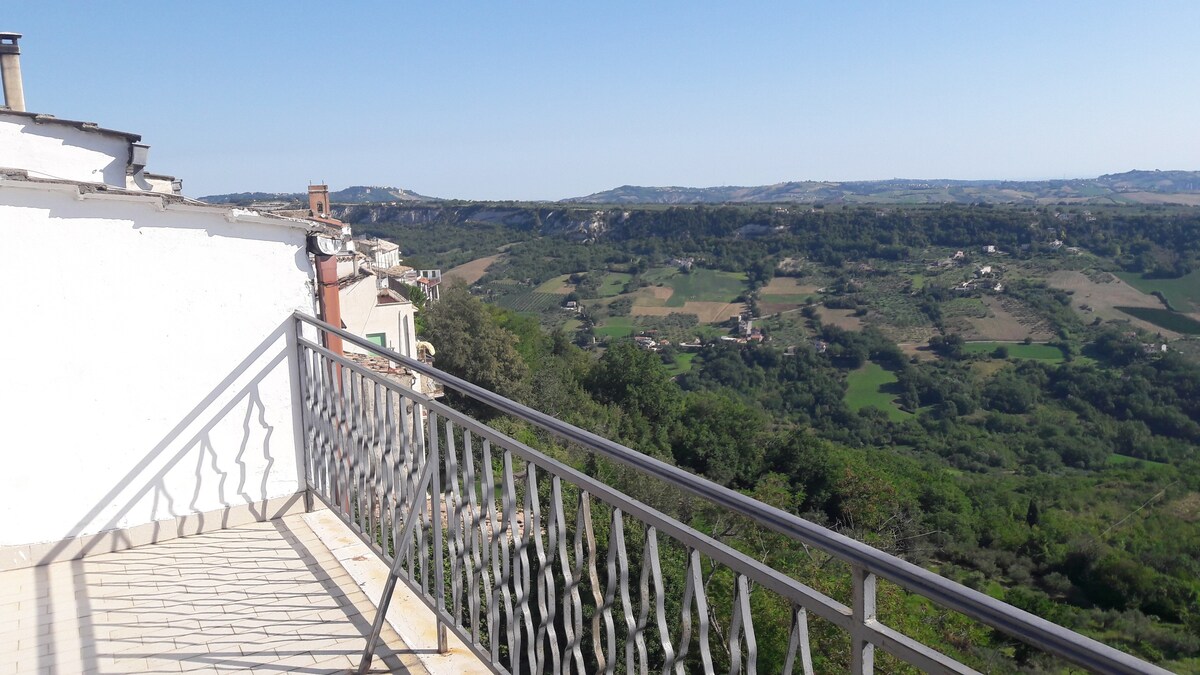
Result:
[663, 269, 747, 306]
[963, 342, 1066, 361]
[598, 273, 633, 298]
[535, 274, 573, 293]
[1114, 306, 1200, 334]
[845, 363, 911, 421]
[595, 316, 634, 338]
[1116, 270, 1200, 313]
[665, 352, 697, 376]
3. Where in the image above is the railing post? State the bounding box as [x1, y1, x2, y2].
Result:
[851, 566, 876, 674]
[430, 413, 450, 654]
[295, 315, 315, 514]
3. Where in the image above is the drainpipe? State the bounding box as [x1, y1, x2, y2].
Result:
[315, 254, 344, 355]
[0, 32, 26, 112]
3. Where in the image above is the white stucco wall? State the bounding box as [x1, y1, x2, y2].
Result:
[340, 276, 417, 357]
[0, 113, 132, 186]
[0, 181, 316, 548]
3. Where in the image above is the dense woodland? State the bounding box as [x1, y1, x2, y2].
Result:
[368, 204, 1200, 671]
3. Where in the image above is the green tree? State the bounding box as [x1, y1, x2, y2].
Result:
[422, 281, 529, 402]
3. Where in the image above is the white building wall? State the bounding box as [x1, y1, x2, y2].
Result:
[0, 182, 315, 550]
[0, 113, 132, 186]
[340, 276, 416, 357]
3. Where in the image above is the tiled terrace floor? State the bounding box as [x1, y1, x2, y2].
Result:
[0, 515, 426, 674]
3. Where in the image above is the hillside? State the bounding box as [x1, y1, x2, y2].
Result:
[199, 185, 439, 206]
[564, 170, 1200, 205]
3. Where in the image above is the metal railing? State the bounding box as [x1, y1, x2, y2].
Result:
[293, 312, 1169, 675]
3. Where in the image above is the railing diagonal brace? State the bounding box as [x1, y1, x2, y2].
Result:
[356, 439, 438, 675]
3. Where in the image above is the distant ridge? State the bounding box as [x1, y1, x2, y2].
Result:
[561, 170, 1200, 206]
[199, 185, 439, 206]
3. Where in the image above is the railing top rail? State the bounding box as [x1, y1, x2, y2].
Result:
[293, 311, 1168, 675]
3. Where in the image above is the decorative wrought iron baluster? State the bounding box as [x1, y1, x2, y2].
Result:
[366, 380, 382, 547]
[461, 431, 484, 645]
[481, 439, 503, 666]
[645, 527, 676, 675]
[614, 510, 636, 675]
[676, 548, 714, 674]
[382, 389, 398, 560]
[562, 490, 588, 674]
[728, 574, 757, 675]
[599, 507, 621, 675]
[429, 412, 448, 652]
[414, 403, 430, 593]
[781, 606, 814, 675]
[535, 472, 561, 675]
[584, 494, 607, 673]
[500, 451, 520, 673]
[444, 419, 465, 627]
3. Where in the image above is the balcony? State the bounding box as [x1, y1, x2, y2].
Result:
[0, 313, 1170, 674]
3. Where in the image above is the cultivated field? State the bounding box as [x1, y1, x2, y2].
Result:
[817, 307, 866, 331]
[633, 301, 743, 324]
[966, 296, 1054, 342]
[445, 253, 502, 284]
[1048, 270, 1180, 337]
[761, 276, 821, 298]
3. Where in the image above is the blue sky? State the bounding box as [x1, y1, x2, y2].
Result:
[7, 2, 1199, 199]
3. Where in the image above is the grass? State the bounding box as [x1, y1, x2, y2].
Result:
[1115, 270, 1200, 313]
[663, 269, 746, 307]
[665, 352, 697, 376]
[845, 363, 911, 422]
[598, 273, 633, 298]
[1114, 306, 1200, 335]
[595, 316, 634, 338]
[962, 342, 1066, 361]
[535, 274, 574, 293]
[908, 273, 926, 290]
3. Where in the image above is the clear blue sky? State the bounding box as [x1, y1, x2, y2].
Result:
[7, 2, 1198, 200]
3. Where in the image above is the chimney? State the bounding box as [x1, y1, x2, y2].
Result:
[308, 184, 330, 218]
[0, 32, 25, 112]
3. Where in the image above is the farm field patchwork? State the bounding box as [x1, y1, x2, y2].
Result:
[844, 363, 910, 421]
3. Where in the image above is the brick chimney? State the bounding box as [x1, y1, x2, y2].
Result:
[0, 32, 25, 112]
[308, 184, 330, 218]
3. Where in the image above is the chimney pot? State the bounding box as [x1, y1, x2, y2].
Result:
[0, 32, 25, 112]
